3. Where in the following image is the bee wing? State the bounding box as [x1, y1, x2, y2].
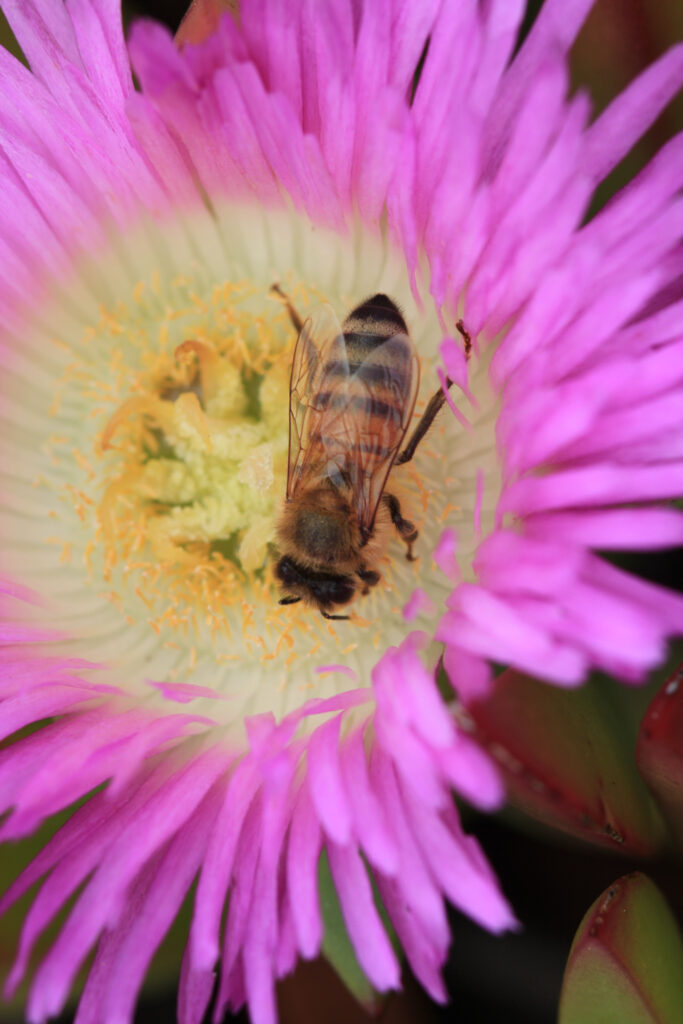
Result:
[350, 332, 420, 534]
[287, 303, 348, 500]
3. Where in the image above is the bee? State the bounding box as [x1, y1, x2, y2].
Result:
[274, 290, 470, 619]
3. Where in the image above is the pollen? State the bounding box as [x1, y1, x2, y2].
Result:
[49, 275, 314, 667]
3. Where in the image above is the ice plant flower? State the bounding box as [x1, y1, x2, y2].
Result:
[0, 1, 682, 1022]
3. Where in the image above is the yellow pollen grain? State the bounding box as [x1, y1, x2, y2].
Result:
[82, 539, 96, 564]
[72, 450, 96, 480]
[439, 502, 461, 522]
[135, 585, 154, 609]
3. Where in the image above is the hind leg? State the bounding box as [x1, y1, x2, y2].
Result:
[396, 318, 473, 466]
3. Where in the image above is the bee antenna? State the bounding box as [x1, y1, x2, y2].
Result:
[321, 611, 350, 620]
[279, 596, 301, 606]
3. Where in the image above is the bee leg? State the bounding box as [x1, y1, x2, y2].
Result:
[359, 568, 381, 586]
[395, 379, 453, 465]
[321, 610, 350, 621]
[271, 283, 304, 333]
[279, 595, 302, 606]
[396, 319, 473, 466]
[456, 318, 473, 359]
[383, 493, 418, 561]
[358, 567, 381, 595]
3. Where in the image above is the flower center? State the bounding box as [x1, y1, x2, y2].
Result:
[86, 279, 297, 638]
[0, 202, 501, 728]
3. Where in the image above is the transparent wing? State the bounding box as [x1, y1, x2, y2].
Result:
[350, 332, 420, 534]
[286, 304, 348, 499]
[288, 312, 420, 534]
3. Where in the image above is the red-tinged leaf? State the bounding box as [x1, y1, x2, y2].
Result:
[175, 0, 239, 47]
[460, 670, 666, 854]
[636, 664, 683, 848]
[559, 873, 683, 1024]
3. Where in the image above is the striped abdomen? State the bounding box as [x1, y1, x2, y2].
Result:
[310, 294, 418, 491]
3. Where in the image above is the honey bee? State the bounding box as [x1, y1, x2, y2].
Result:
[274, 290, 470, 619]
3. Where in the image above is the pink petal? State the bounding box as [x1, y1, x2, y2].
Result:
[191, 757, 260, 970]
[377, 875, 448, 1003]
[526, 508, 683, 550]
[369, 749, 449, 947]
[401, 781, 515, 934]
[286, 779, 323, 960]
[27, 749, 227, 1021]
[306, 714, 352, 845]
[583, 45, 683, 184]
[327, 840, 400, 992]
[339, 724, 398, 875]
[178, 947, 214, 1024]
[73, 786, 223, 1024]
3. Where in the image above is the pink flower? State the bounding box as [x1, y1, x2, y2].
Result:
[0, 2, 681, 1023]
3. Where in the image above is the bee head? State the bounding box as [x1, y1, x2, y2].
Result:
[275, 556, 356, 616]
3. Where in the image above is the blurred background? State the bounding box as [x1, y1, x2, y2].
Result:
[0, 1, 681, 1021]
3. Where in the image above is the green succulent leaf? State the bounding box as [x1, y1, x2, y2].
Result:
[636, 664, 683, 849]
[462, 670, 666, 853]
[559, 873, 683, 1024]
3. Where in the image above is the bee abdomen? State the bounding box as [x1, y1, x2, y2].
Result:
[347, 294, 407, 332]
[325, 358, 411, 391]
[310, 432, 393, 458]
[314, 391, 403, 424]
[342, 330, 412, 364]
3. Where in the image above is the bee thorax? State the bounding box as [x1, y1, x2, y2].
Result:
[293, 506, 353, 563]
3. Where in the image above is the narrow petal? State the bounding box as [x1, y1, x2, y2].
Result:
[191, 757, 260, 970]
[286, 780, 323, 959]
[583, 45, 683, 184]
[306, 714, 352, 845]
[340, 724, 399, 875]
[327, 840, 401, 992]
[73, 787, 222, 1024]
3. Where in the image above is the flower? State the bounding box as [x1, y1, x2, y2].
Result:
[0, 1, 682, 1022]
